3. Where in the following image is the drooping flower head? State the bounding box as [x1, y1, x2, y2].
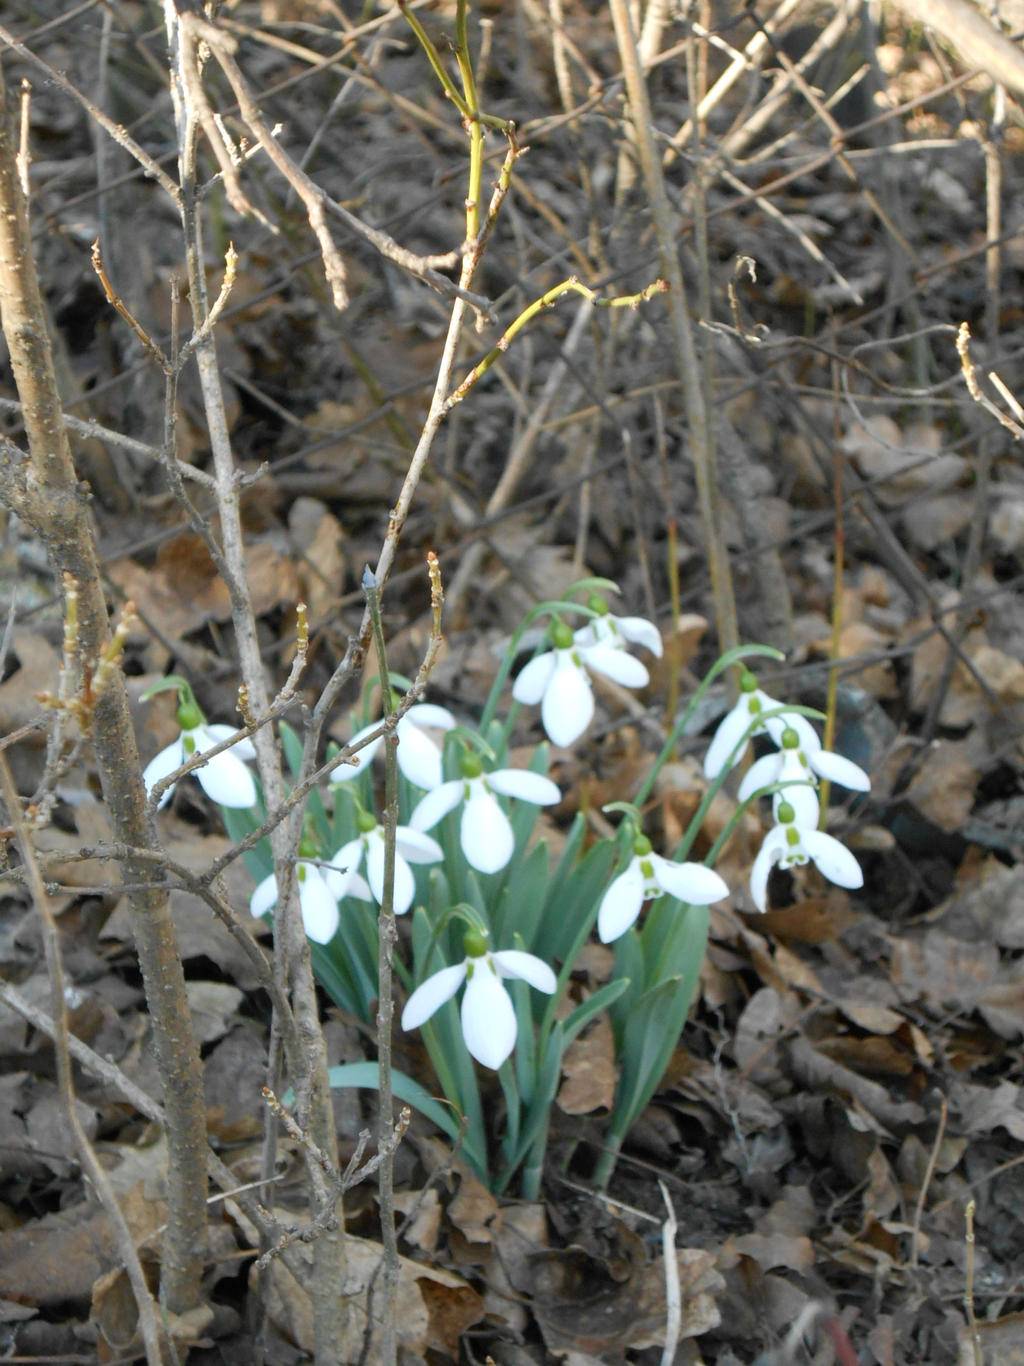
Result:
[512, 619, 649, 748]
[250, 836, 341, 944]
[141, 676, 256, 809]
[750, 799, 864, 912]
[737, 725, 870, 827]
[598, 831, 729, 943]
[704, 669, 821, 779]
[329, 701, 456, 791]
[330, 804, 442, 915]
[401, 927, 557, 1069]
[572, 595, 663, 661]
[410, 750, 561, 874]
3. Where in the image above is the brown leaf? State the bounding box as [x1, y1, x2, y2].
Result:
[248, 1228, 482, 1362]
[557, 1014, 617, 1115]
[905, 740, 978, 832]
[727, 1231, 815, 1273]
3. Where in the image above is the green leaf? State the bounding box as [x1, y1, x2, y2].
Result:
[326, 1062, 477, 1157]
[220, 805, 271, 883]
[562, 976, 629, 1048]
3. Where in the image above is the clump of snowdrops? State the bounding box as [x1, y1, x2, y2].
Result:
[142, 579, 869, 1195]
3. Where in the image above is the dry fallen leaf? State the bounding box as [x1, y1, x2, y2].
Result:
[557, 1013, 617, 1115]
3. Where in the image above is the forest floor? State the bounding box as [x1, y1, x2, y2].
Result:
[1, 1, 1024, 1363]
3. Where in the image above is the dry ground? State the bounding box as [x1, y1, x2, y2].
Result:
[1, 2, 1024, 1363]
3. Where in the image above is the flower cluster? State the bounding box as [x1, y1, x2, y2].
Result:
[705, 670, 870, 912]
[141, 590, 871, 1085]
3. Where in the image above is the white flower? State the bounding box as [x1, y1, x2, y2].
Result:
[410, 765, 560, 874]
[513, 623, 649, 747]
[330, 822, 442, 915]
[250, 862, 340, 944]
[704, 671, 820, 779]
[402, 945, 557, 1069]
[144, 723, 257, 809]
[750, 803, 864, 912]
[598, 835, 729, 942]
[738, 726, 870, 827]
[573, 607, 663, 659]
[330, 703, 456, 790]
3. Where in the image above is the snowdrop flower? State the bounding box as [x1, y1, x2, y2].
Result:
[738, 725, 870, 826]
[572, 595, 663, 660]
[598, 833, 729, 942]
[402, 931, 557, 1069]
[512, 621, 649, 747]
[330, 702, 456, 791]
[250, 852, 341, 944]
[704, 668, 820, 779]
[410, 753, 560, 874]
[750, 799, 863, 913]
[331, 809, 442, 914]
[143, 684, 256, 809]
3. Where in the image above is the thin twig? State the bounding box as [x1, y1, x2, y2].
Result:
[363, 568, 402, 1366]
[658, 1180, 680, 1366]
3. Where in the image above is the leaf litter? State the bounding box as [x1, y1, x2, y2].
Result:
[2, 0, 1024, 1362]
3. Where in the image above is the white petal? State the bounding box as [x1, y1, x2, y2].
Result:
[405, 703, 456, 732]
[195, 747, 258, 808]
[808, 750, 871, 792]
[542, 654, 593, 746]
[750, 826, 788, 912]
[737, 753, 783, 804]
[461, 963, 517, 1069]
[703, 704, 751, 778]
[143, 738, 185, 808]
[204, 723, 257, 760]
[297, 867, 340, 944]
[250, 872, 279, 918]
[409, 781, 463, 832]
[649, 855, 729, 905]
[512, 651, 556, 705]
[330, 719, 384, 782]
[341, 872, 373, 902]
[402, 962, 468, 1031]
[762, 706, 820, 755]
[613, 615, 663, 657]
[491, 949, 557, 994]
[572, 620, 608, 650]
[776, 783, 820, 829]
[801, 829, 864, 890]
[322, 839, 364, 898]
[461, 787, 514, 873]
[395, 716, 444, 790]
[366, 834, 416, 913]
[582, 643, 649, 688]
[394, 826, 443, 864]
[486, 769, 561, 805]
[597, 862, 646, 943]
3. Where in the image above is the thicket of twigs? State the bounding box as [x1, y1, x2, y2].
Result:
[1, 2, 1024, 1363]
